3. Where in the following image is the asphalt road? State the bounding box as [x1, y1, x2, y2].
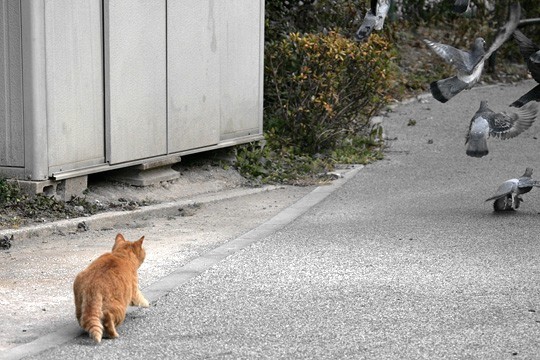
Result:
[13, 81, 540, 359]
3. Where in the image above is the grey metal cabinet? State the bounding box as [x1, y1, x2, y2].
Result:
[219, 0, 264, 141]
[167, 0, 264, 150]
[45, 0, 105, 173]
[105, 0, 167, 164]
[0, 0, 24, 168]
[0, 0, 264, 182]
[167, 0, 221, 153]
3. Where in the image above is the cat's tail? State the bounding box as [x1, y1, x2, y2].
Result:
[80, 294, 104, 343]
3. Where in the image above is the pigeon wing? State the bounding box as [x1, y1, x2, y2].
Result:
[424, 39, 476, 73]
[483, 2, 521, 60]
[513, 29, 539, 61]
[486, 179, 518, 201]
[510, 84, 540, 108]
[517, 178, 540, 189]
[515, 168, 540, 193]
[488, 103, 537, 140]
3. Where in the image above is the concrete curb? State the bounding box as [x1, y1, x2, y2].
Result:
[0, 165, 363, 360]
[0, 185, 284, 242]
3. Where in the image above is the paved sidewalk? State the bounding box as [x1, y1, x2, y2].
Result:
[3, 81, 540, 359]
[0, 168, 360, 360]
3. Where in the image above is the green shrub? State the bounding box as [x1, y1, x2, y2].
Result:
[0, 179, 21, 205]
[235, 125, 384, 185]
[265, 0, 361, 42]
[235, 138, 334, 185]
[330, 126, 384, 164]
[264, 31, 397, 155]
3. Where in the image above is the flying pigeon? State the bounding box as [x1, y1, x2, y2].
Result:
[510, 30, 540, 107]
[486, 168, 540, 211]
[453, 0, 470, 13]
[424, 2, 521, 103]
[355, 0, 390, 41]
[465, 100, 537, 158]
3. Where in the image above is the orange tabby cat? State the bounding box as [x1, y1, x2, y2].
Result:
[73, 233, 149, 343]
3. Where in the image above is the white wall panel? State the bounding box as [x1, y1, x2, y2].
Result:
[44, 0, 105, 172]
[219, 0, 263, 139]
[0, 0, 24, 167]
[105, 0, 167, 164]
[167, 0, 221, 152]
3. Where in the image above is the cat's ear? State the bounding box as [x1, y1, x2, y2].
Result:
[115, 233, 126, 244]
[135, 236, 145, 247]
[112, 234, 125, 251]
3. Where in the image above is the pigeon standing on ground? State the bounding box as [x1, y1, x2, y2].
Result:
[492, 193, 522, 211]
[510, 30, 540, 107]
[355, 0, 391, 41]
[486, 168, 540, 211]
[453, 0, 470, 13]
[423, 2, 521, 103]
[465, 100, 537, 158]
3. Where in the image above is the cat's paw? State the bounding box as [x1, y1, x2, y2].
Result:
[131, 298, 150, 307]
[139, 298, 150, 307]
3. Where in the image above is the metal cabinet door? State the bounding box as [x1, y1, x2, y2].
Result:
[45, 0, 105, 173]
[0, 0, 24, 167]
[167, 0, 221, 153]
[219, 0, 263, 140]
[105, 0, 167, 164]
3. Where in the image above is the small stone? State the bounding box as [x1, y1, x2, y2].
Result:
[0, 235, 12, 250]
[77, 221, 89, 231]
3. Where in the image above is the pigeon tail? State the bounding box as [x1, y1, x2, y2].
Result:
[513, 30, 537, 60]
[466, 135, 488, 158]
[510, 84, 540, 108]
[355, 11, 377, 41]
[430, 76, 468, 103]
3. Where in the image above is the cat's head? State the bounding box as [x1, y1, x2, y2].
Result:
[113, 233, 146, 265]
